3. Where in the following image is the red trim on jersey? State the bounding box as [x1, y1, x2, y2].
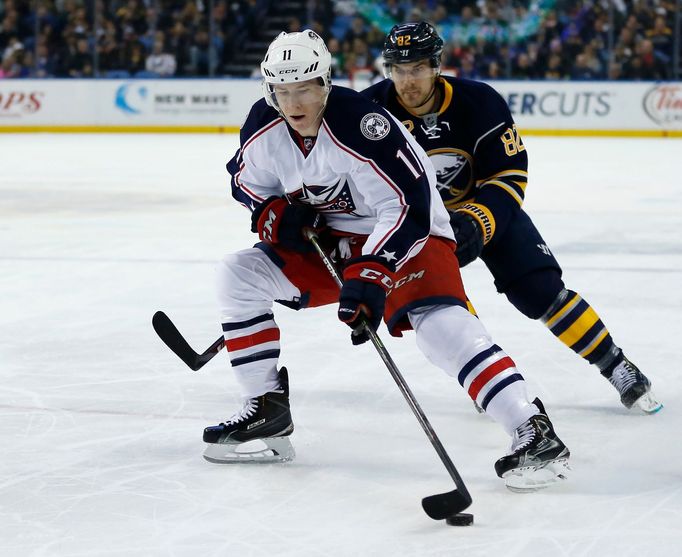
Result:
[234, 163, 265, 203]
[242, 118, 284, 152]
[468, 356, 515, 400]
[321, 119, 411, 254]
[235, 118, 285, 205]
[225, 328, 280, 352]
[234, 161, 266, 204]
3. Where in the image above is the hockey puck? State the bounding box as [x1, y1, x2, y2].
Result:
[445, 513, 474, 526]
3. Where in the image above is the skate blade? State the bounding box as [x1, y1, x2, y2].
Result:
[203, 436, 295, 464]
[633, 391, 663, 414]
[502, 458, 570, 493]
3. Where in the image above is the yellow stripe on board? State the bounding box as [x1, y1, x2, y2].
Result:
[520, 129, 682, 138]
[0, 126, 241, 133]
[0, 126, 680, 137]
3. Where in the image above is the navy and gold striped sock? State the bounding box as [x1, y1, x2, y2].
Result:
[541, 289, 620, 370]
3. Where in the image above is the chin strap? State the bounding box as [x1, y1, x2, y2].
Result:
[413, 82, 438, 112]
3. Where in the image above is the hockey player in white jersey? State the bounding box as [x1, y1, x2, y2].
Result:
[206, 29, 570, 491]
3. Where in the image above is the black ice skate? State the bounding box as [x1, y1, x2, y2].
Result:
[494, 399, 570, 493]
[601, 356, 662, 414]
[202, 368, 295, 463]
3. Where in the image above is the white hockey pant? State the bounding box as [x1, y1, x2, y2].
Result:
[217, 248, 537, 433]
[216, 248, 300, 399]
[410, 305, 538, 434]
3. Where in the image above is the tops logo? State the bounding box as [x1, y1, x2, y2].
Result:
[0, 91, 44, 117]
[643, 85, 682, 125]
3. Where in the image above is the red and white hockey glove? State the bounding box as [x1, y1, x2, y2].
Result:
[338, 256, 393, 345]
[251, 196, 326, 253]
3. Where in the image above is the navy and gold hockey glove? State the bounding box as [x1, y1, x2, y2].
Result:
[450, 203, 496, 267]
[338, 256, 393, 345]
[251, 196, 326, 253]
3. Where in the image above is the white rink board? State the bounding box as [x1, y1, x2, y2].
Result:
[1, 79, 681, 134]
[0, 79, 258, 127]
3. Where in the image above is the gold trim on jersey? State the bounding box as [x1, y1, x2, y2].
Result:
[438, 77, 453, 114]
[484, 181, 524, 205]
[477, 169, 528, 206]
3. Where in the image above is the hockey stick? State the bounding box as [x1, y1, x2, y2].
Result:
[152, 311, 224, 371]
[306, 231, 472, 521]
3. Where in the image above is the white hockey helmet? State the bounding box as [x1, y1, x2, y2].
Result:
[261, 30, 332, 109]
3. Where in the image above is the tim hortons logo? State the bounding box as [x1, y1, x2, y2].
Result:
[0, 91, 44, 116]
[643, 85, 682, 125]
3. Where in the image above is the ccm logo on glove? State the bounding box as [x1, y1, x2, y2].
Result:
[358, 267, 394, 289]
[251, 196, 326, 252]
[338, 256, 394, 346]
[261, 208, 278, 242]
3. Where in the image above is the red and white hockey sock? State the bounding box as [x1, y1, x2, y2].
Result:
[411, 304, 538, 435]
[457, 344, 538, 435]
[222, 312, 281, 398]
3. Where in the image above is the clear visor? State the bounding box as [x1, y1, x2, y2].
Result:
[384, 62, 439, 81]
[265, 81, 330, 111]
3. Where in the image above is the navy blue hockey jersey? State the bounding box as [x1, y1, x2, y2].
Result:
[227, 85, 453, 270]
[362, 76, 528, 239]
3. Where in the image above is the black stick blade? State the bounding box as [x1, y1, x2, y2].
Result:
[152, 311, 204, 370]
[422, 489, 472, 520]
[197, 336, 225, 366]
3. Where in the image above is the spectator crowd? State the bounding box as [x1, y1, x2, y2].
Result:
[0, 0, 679, 80]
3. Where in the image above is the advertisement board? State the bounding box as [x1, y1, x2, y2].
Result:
[1, 79, 680, 136]
[0, 79, 261, 131]
[491, 81, 682, 135]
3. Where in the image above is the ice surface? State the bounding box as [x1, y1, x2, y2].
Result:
[1, 134, 681, 556]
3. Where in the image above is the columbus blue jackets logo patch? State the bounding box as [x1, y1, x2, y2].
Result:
[360, 113, 391, 140]
[290, 178, 358, 214]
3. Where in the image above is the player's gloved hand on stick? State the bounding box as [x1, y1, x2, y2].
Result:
[338, 256, 393, 345]
[450, 208, 485, 267]
[251, 195, 326, 253]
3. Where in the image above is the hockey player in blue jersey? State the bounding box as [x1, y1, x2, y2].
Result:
[206, 29, 570, 491]
[362, 22, 661, 415]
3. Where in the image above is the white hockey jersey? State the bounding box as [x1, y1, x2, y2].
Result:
[227, 85, 453, 270]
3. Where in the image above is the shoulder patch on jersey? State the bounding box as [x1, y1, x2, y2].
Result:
[360, 113, 391, 141]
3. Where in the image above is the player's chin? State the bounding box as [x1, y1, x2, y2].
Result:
[287, 114, 308, 129]
[399, 92, 422, 107]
